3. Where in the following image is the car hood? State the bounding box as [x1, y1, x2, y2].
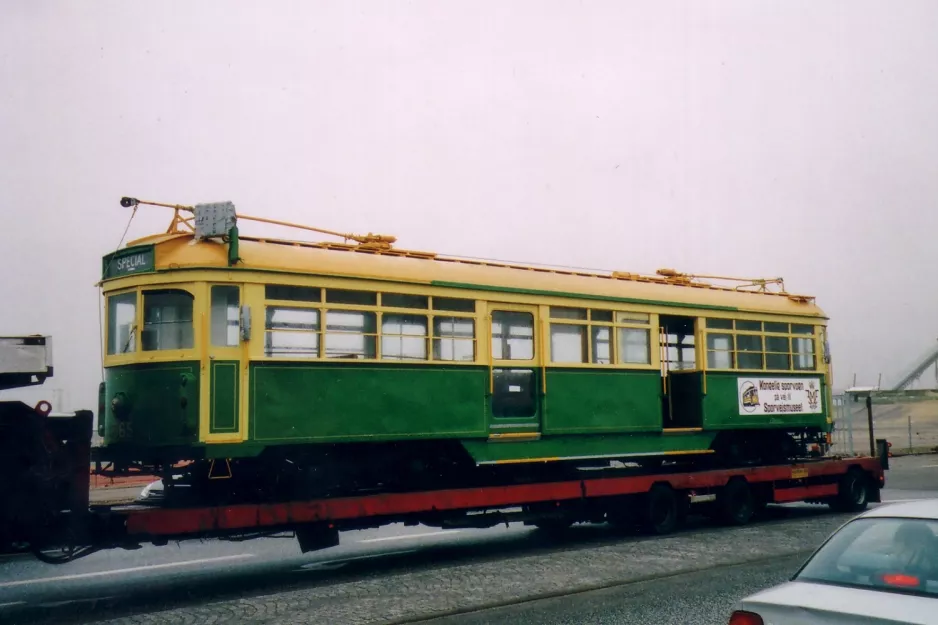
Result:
[738, 581, 935, 625]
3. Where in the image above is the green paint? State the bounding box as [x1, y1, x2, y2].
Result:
[432, 281, 740, 312]
[210, 361, 240, 433]
[102, 361, 199, 447]
[543, 369, 662, 434]
[102, 244, 155, 279]
[461, 431, 716, 464]
[249, 362, 489, 442]
[227, 225, 240, 266]
[702, 373, 830, 432]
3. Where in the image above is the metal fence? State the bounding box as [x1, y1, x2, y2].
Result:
[829, 392, 938, 456]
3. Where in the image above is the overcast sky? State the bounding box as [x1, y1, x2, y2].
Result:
[2, 1, 938, 411]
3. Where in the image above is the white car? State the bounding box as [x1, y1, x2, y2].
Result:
[730, 500, 938, 625]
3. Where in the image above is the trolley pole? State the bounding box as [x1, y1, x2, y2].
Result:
[867, 395, 875, 457]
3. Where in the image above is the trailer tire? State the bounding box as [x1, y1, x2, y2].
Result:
[719, 478, 754, 526]
[830, 468, 869, 513]
[641, 484, 678, 535]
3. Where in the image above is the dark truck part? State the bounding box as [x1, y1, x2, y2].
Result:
[1, 336, 94, 556]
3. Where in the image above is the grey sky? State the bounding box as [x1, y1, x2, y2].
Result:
[2, 1, 937, 411]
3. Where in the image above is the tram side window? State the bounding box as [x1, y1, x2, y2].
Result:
[266, 306, 319, 358]
[381, 314, 428, 360]
[141, 290, 194, 351]
[325, 310, 377, 359]
[107, 292, 137, 355]
[433, 317, 475, 361]
[211, 286, 240, 347]
[492, 311, 534, 360]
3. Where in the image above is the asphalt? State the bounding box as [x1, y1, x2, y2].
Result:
[0, 455, 933, 625]
[422, 554, 809, 625]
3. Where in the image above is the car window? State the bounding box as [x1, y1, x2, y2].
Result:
[795, 517, 938, 597]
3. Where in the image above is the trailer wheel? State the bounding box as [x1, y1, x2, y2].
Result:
[830, 468, 869, 513]
[719, 478, 754, 526]
[641, 484, 678, 535]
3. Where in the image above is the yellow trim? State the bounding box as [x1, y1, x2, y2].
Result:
[662, 427, 704, 433]
[488, 432, 541, 440]
[664, 449, 716, 456]
[493, 456, 562, 465]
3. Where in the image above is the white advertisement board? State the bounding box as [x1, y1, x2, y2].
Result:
[737, 377, 822, 415]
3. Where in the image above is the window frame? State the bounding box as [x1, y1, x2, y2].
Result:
[140, 288, 197, 353]
[704, 317, 820, 373]
[546, 307, 655, 368]
[259, 285, 479, 364]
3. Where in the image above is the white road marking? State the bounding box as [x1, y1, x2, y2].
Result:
[359, 530, 460, 544]
[919, 464, 938, 468]
[0, 554, 254, 589]
[881, 498, 930, 503]
[0, 601, 26, 608]
[299, 549, 418, 570]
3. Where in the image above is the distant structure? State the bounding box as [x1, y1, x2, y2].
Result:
[890, 338, 938, 391]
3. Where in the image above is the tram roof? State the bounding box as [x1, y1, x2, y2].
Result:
[115, 232, 826, 318]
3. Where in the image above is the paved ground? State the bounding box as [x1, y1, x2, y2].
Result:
[0, 456, 933, 625]
[422, 554, 808, 625]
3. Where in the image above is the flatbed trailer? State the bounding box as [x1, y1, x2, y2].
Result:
[71, 453, 886, 561]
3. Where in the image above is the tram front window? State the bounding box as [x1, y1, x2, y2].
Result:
[142, 289, 194, 351]
[106, 291, 137, 355]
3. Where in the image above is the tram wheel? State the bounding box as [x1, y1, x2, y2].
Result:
[719, 478, 754, 526]
[641, 484, 679, 535]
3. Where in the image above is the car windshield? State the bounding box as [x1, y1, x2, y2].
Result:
[795, 517, 938, 597]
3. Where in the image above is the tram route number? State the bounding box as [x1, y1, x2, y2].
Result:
[117, 422, 134, 439]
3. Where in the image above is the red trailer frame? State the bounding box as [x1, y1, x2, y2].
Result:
[75, 455, 884, 558]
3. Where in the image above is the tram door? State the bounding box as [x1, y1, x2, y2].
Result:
[485, 303, 542, 438]
[204, 284, 245, 443]
[659, 315, 703, 429]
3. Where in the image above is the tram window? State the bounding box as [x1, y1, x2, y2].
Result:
[706, 333, 734, 369]
[765, 322, 789, 334]
[766, 336, 791, 370]
[324, 310, 377, 359]
[432, 297, 475, 313]
[591, 326, 612, 364]
[266, 329, 319, 358]
[736, 320, 762, 332]
[491, 312, 534, 360]
[794, 337, 816, 370]
[265, 284, 321, 303]
[736, 334, 763, 369]
[326, 289, 377, 306]
[618, 328, 651, 364]
[433, 317, 475, 361]
[792, 324, 814, 335]
[211, 286, 240, 347]
[142, 290, 194, 351]
[591, 310, 614, 323]
[705, 318, 733, 330]
[265, 307, 320, 358]
[491, 369, 537, 418]
[383, 293, 428, 310]
[381, 314, 428, 360]
[107, 291, 137, 355]
[550, 307, 587, 320]
[550, 324, 587, 363]
[618, 311, 650, 324]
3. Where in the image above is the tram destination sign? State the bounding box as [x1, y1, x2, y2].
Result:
[737, 376, 822, 415]
[102, 245, 155, 279]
